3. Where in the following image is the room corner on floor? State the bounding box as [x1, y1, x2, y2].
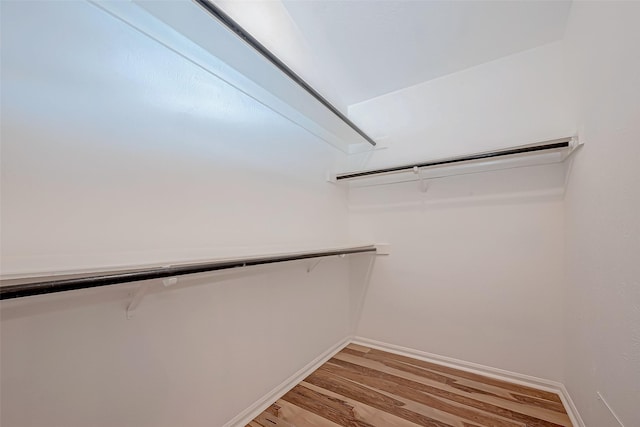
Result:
[1, 1, 638, 427]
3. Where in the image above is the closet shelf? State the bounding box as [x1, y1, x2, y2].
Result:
[0, 244, 377, 300]
[96, 0, 374, 152]
[192, 0, 376, 147]
[333, 136, 580, 185]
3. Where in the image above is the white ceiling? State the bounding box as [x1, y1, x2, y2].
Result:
[216, 0, 572, 108]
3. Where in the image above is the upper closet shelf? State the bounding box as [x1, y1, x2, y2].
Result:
[331, 136, 581, 186]
[94, 0, 373, 152]
[0, 244, 377, 300]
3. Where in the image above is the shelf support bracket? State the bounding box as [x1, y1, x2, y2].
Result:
[413, 166, 429, 193]
[126, 282, 152, 319]
[307, 259, 323, 273]
[126, 273, 178, 319]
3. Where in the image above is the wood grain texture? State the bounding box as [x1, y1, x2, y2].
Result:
[248, 344, 572, 427]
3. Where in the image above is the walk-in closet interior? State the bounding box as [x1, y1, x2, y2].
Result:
[1, 1, 638, 426]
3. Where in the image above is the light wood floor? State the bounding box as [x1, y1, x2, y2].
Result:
[248, 343, 572, 427]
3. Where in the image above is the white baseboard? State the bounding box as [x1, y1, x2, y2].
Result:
[352, 336, 585, 427]
[561, 384, 587, 427]
[224, 335, 585, 427]
[223, 335, 352, 427]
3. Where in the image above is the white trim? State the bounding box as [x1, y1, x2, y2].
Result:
[352, 336, 585, 427]
[222, 336, 352, 427]
[352, 337, 561, 391]
[596, 391, 624, 427]
[561, 384, 587, 427]
[224, 336, 586, 427]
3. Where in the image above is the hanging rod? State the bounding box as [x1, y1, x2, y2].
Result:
[335, 137, 575, 181]
[0, 246, 376, 300]
[192, 0, 376, 147]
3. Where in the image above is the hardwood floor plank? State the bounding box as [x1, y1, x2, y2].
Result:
[324, 358, 568, 427]
[342, 347, 369, 357]
[361, 352, 564, 413]
[281, 383, 376, 427]
[364, 354, 540, 410]
[306, 368, 458, 427]
[346, 343, 372, 354]
[331, 352, 572, 426]
[274, 398, 344, 427]
[370, 386, 520, 427]
[289, 384, 364, 420]
[254, 412, 296, 427]
[304, 376, 502, 427]
[335, 352, 566, 421]
[303, 380, 475, 427]
[363, 349, 562, 403]
[319, 364, 522, 427]
[302, 381, 423, 427]
[509, 393, 568, 414]
[248, 345, 573, 427]
[265, 403, 281, 417]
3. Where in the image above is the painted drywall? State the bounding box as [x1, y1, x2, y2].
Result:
[3, 2, 639, 426]
[0, 0, 349, 274]
[349, 164, 567, 381]
[562, 2, 640, 426]
[0, 2, 354, 426]
[219, 0, 571, 107]
[345, 38, 574, 382]
[347, 41, 576, 171]
[1, 259, 354, 427]
[348, 1, 639, 419]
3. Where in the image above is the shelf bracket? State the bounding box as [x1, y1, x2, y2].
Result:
[307, 259, 323, 273]
[126, 274, 178, 319]
[126, 282, 152, 319]
[413, 166, 429, 193]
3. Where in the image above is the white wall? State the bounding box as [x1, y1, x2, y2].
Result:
[348, 2, 640, 422]
[0, 2, 353, 426]
[350, 164, 567, 381]
[1, 260, 353, 427]
[0, 0, 349, 274]
[4, 2, 639, 426]
[562, 2, 640, 426]
[347, 41, 575, 170]
[345, 38, 574, 382]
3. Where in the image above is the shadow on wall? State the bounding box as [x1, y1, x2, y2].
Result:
[348, 159, 568, 381]
[347, 162, 570, 212]
[0, 264, 289, 321]
[0, 257, 355, 426]
[0, 256, 359, 322]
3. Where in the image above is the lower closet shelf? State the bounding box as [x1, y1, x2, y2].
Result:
[248, 344, 572, 427]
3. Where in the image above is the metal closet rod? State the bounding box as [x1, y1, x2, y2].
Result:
[335, 137, 573, 180]
[193, 0, 376, 147]
[0, 247, 377, 300]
